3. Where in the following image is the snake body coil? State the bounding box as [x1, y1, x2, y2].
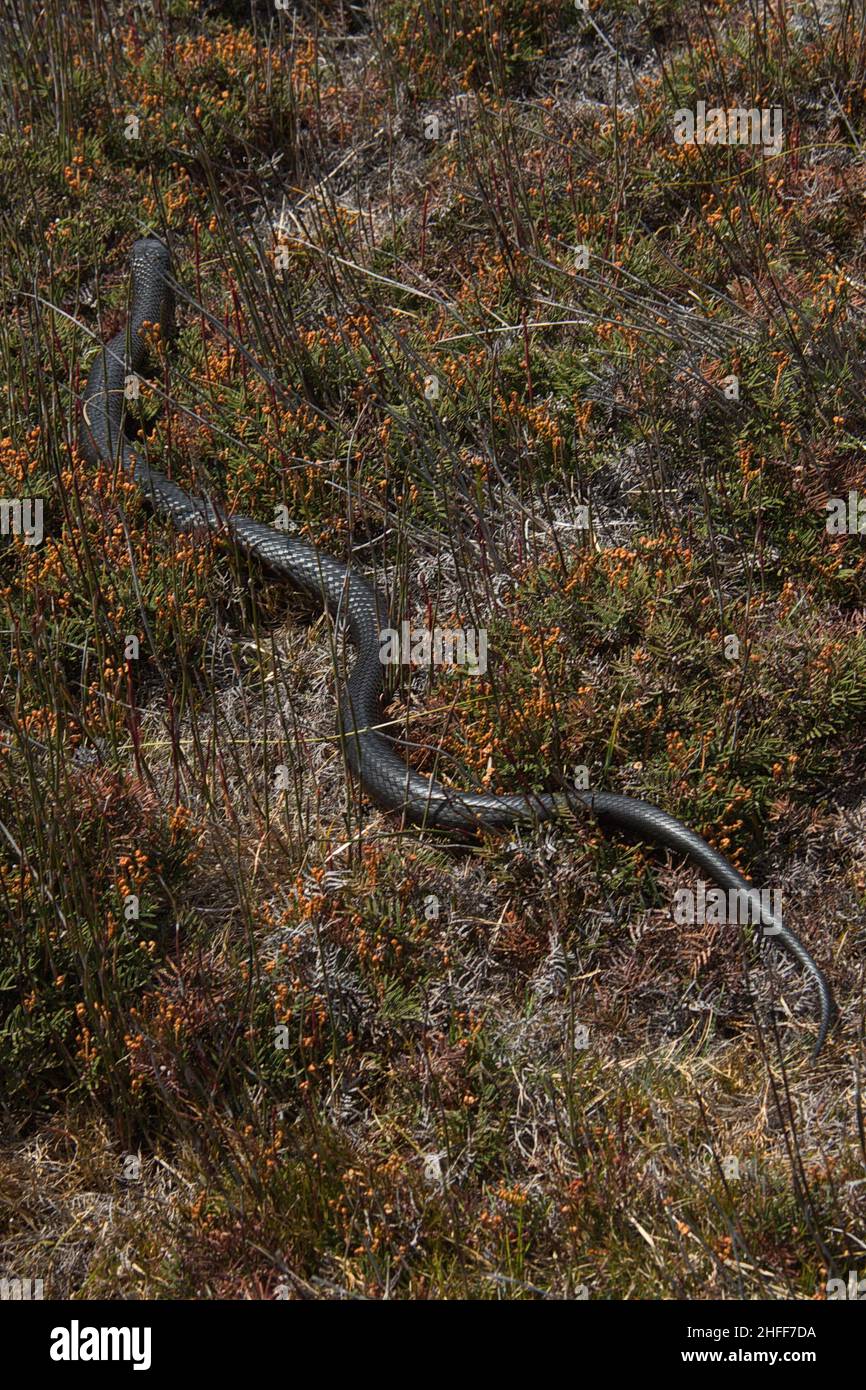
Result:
[79, 236, 836, 1057]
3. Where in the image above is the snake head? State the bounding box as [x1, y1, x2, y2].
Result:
[130, 235, 175, 343]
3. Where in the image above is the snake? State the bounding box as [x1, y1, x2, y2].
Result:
[79, 235, 836, 1058]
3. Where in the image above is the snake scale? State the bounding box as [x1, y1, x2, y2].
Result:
[79, 236, 836, 1058]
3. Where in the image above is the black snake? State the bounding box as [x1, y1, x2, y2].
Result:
[79, 236, 836, 1058]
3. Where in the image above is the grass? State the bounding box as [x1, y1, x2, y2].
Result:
[0, 0, 864, 1299]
